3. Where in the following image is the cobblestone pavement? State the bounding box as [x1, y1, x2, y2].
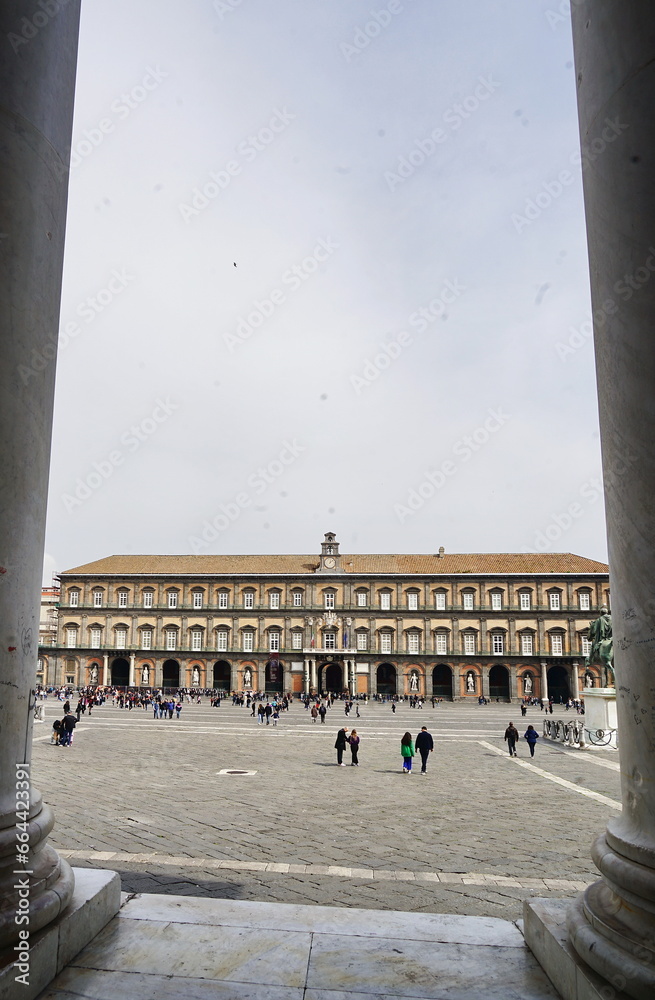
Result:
[31, 700, 621, 920]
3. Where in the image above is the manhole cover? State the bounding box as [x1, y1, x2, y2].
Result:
[216, 769, 257, 776]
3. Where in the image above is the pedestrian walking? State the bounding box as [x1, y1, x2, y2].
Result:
[504, 722, 519, 757]
[415, 726, 434, 774]
[319, 704, 327, 724]
[334, 727, 348, 766]
[347, 729, 360, 766]
[400, 731, 415, 774]
[311, 704, 318, 723]
[524, 725, 539, 757]
[272, 707, 279, 726]
[391, 702, 396, 714]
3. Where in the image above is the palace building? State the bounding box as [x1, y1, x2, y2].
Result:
[38, 533, 609, 701]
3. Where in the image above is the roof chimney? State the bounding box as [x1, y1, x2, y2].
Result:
[438, 546, 445, 558]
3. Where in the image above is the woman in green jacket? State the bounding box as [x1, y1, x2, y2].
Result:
[401, 731, 415, 774]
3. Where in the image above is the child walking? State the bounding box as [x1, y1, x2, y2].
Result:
[401, 731, 415, 774]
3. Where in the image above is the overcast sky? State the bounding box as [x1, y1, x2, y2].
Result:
[43, 0, 611, 580]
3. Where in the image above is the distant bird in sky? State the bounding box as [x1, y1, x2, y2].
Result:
[233, 262, 237, 267]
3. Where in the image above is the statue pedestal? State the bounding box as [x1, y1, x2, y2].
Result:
[583, 688, 618, 749]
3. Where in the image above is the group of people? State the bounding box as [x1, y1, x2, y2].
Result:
[334, 727, 360, 765]
[504, 723, 540, 757]
[333, 725, 436, 774]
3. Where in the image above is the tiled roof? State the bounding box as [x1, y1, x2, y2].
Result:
[61, 553, 608, 577]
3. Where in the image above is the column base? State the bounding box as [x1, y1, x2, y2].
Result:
[0, 868, 120, 1000]
[524, 896, 650, 1000]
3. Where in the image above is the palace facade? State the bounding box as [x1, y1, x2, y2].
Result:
[38, 533, 609, 701]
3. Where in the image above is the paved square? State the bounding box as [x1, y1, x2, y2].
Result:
[32, 699, 620, 920]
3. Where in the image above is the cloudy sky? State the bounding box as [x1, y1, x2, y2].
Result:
[44, 0, 611, 579]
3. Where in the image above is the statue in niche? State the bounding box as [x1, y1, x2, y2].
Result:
[466, 671, 475, 692]
[192, 666, 200, 686]
[244, 667, 252, 688]
[524, 674, 533, 695]
[586, 608, 614, 686]
[409, 672, 419, 692]
[142, 664, 149, 685]
[90, 665, 98, 684]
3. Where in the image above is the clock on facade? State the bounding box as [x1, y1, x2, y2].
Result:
[323, 557, 336, 569]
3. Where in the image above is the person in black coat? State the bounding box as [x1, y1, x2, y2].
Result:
[334, 727, 349, 766]
[415, 726, 434, 774]
[504, 722, 519, 756]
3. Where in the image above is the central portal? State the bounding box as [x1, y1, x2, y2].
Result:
[322, 662, 343, 693]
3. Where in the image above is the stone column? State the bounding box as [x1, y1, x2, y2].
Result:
[0, 0, 81, 949]
[571, 660, 580, 702]
[528, 7, 655, 997]
[303, 657, 310, 694]
[540, 660, 548, 703]
[128, 653, 136, 688]
[102, 653, 109, 687]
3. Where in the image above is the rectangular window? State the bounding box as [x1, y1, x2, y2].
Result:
[168, 592, 178, 609]
[491, 592, 502, 611]
[435, 591, 446, 611]
[356, 632, 368, 650]
[293, 592, 303, 607]
[463, 633, 476, 655]
[115, 628, 128, 649]
[193, 592, 203, 609]
[243, 592, 254, 609]
[521, 634, 533, 655]
[324, 593, 335, 609]
[407, 633, 420, 654]
[242, 631, 254, 652]
[578, 592, 590, 611]
[551, 634, 563, 656]
[141, 630, 153, 650]
[581, 636, 592, 656]
[462, 592, 474, 610]
[270, 593, 280, 609]
[407, 593, 418, 610]
[269, 632, 280, 651]
[165, 631, 177, 651]
[292, 631, 302, 649]
[324, 632, 336, 650]
[380, 633, 392, 654]
[143, 591, 153, 608]
[216, 630, 228, 652]
[435, 633, 448, 655]
[357, 592, 367, 607]
[90, 627, 101, 649]
[118, 592, 128, 608]
[380, 592, 391, 610]
[191, 629, 202, 651]
[93, 591, 102, 608]
[492, 633, 504, 655]
[69, 591, 79, 607]
[218, 591, 228, 609]
[549, 592, 561, 611]
[519, 592, 531, 611]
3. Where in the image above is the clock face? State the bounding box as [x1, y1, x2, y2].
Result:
[324, 556, 336, 568]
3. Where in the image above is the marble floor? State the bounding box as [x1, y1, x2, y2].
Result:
[37, 893, 562, 1000]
